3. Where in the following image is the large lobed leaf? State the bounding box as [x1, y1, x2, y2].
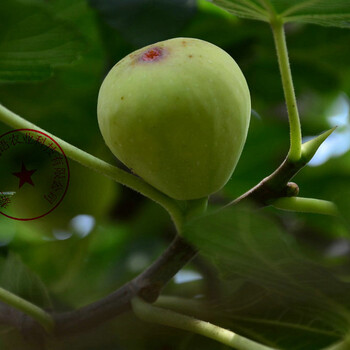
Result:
[211, 0, 350, 28]
[210, 0, 270, 22]
[184, 206, 350, 349]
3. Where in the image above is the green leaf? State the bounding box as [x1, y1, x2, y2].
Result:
[280, 0, 350, 28]
[211, 0, 270, 22]
[211, 0, 350, 28]
[0, 0, 86, 82]
[0, 253, 52, 309]
[184, 206, 350, 349]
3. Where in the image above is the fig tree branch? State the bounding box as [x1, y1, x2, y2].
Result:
[0, 155, 308, 338]
[0, 235, 197, 338]
[0, 150, 328, 338]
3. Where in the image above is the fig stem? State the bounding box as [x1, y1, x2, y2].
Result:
[0, 286, 54, 334]
[270, 19, 302, 162]
[131, 297, 277, 350]
[0, 104, 184, 233]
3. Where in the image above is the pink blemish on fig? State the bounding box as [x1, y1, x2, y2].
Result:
[141, 47, 164, 62]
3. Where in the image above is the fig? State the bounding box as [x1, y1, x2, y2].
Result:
[97, 37, 251, 200]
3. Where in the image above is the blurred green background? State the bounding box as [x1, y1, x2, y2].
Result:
[0, 0, 349, 349]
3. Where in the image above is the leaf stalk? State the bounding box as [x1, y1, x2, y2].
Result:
[270, 19, 302, 162]
[131, 297, 276, 350]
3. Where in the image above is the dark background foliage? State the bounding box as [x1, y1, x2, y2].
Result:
[0, 0, 349, 349]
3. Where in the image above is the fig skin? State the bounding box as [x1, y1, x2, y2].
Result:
[97, 37, 251, 200]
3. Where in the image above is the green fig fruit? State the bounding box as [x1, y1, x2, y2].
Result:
[97, 37, 251, 200]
